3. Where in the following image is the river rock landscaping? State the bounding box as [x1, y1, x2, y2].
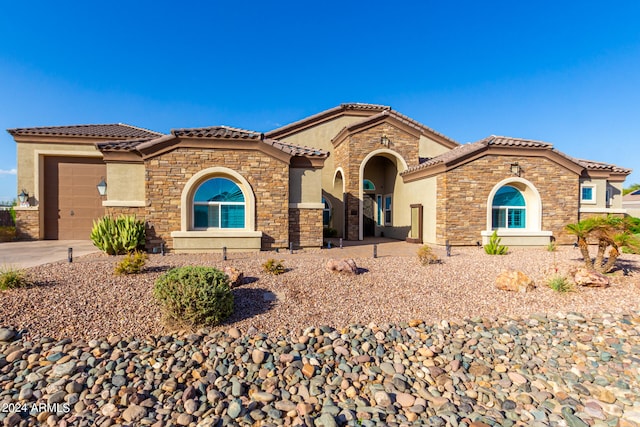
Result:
[1, 246, 639, 426]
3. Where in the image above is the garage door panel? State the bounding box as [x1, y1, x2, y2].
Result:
[44, 156, 105, 240]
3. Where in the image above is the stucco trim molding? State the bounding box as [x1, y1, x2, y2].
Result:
[579, 207, 627, 214]
[102, 200, 146, 207]
[171, 231, 263, 238]
[288, 203, 324, 209]
[179, 166, 256, 232]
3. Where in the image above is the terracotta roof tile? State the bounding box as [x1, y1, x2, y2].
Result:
[340, 102, 391, 111]
[576, 158, 632, 174]
[262, 139, 328, 158]
[172, 126, 262, 139]
[8, 123, 162, 139]
[96, 138, 155, 152]
[402, 135, 554, 175]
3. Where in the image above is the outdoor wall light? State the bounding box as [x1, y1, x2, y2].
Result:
[97, 178, 107, 196]
[380, 135, 390, 147]
[510, 162, 521, 176]
[18, 189, 29, 206]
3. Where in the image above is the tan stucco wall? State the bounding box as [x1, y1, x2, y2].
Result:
[279, 116, 369, 202]
[419, 135, 452, 159]
[105, 163, 145, 203]
[289, 168, 322, 204]
[16, 142, 101, 206]
[399, 177, 439, 244]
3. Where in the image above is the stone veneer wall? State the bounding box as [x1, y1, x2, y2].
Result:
[288, 208, 323, 248]
[15, 209, 39, 240]
[437, 155, 580, 245]
[335, 123, 419, 240]
[144, 148, 289, 251]
[104, 206, 155, 248]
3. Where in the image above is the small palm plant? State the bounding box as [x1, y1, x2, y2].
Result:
[484, 231, 508, 255]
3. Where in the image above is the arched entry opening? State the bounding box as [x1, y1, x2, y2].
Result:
[357, 149, 408, 240]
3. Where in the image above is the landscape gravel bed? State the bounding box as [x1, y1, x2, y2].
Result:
[1, 246, 640, 426]
[0, 246, 639, 340]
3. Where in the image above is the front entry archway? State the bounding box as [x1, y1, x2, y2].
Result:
[357, 149, 408, 240]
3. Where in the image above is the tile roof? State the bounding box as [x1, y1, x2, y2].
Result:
[340, 103, 391, 111]
[95, 138, 156, 152]
[402, 135, 555, 174]
[575, 159, 632, 174]
[96, 126, 328, 159]
[8, 123, 162, 139]
[172, 126, 262, 139]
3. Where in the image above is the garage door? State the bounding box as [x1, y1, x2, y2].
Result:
[44, 157, 106, 240]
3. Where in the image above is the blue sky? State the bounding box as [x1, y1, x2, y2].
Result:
[1, 1, 639, 202]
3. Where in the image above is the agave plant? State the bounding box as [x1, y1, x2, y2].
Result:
[90, 215, 145, 255]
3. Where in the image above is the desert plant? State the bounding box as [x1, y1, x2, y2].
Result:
[0, 266, 29, 290]
[547, 275, 573, 293]
[114, 251, 148, 275]
[546, 241, 557, 252]
[484, 231, 508, 255]
[566, 215, 640, 273]
[0, 226, 16, 242]
[417, 245, 440, 265]
[262, 258, 286, 275]
[90, 215, 145, 255]
[153, 266, 234, 328]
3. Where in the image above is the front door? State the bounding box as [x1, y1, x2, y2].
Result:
[363, 194, 375, 237]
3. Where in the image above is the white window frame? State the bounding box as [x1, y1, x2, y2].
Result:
[376, 194, 383, 226]
[580, 184, 596, 204]
[383, 194, 392, 226]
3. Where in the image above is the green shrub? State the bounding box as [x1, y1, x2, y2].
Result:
[154, 266, 234, 328]
[417, 245, 440, 265]
[262, 259, 285, 275]
[9, 205, 16, 224]
[90, 215, 145, 255]
[115, 251, 147, 275]
[547, 275, 574, 293]
[484, 231, 508, 255]
[0, 266, 29, 290]
[546, 241, 557, 252]
[0, 226, 16, 242]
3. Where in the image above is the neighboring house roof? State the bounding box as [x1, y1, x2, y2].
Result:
[7, 123, 162, 139]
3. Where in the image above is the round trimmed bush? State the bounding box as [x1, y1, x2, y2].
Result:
[153, 266, 234, 328]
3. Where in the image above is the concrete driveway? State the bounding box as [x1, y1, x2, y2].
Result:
[0, 240, 100, 269]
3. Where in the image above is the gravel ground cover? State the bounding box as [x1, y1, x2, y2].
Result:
[0, 246, 639, 341]
[1, 246, 640, 426]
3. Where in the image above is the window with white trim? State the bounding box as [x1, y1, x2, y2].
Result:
[384, 194, 392, 226]
[193, 177, 245, 229]
[581, 184, 596, 203]
[492, 185, 526, 229]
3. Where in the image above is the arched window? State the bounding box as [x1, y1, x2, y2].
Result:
[492, 185, 525, 229]
[363, 179, 375, 192]
[193, 177, 245, 229]
[322, 197, 331, 227]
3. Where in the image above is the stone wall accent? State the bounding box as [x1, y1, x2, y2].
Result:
[334, 123, 419, 240]
[289, 208, 323, 248]
[15, 209, 39, 240]
[144, 148, 289, 250]
[437, 155, 580, 245]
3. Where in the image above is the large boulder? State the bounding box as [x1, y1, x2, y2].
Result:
[495, 270, 535, 293]
[326, 258, 358, 274]
[223, 266, 244, 288]
[574, 268, 610, 287]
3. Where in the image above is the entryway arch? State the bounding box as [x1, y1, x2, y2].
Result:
[357, 149, 408, 240]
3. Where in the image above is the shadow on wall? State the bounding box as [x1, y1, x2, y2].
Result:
[145, 223, 167, 254]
